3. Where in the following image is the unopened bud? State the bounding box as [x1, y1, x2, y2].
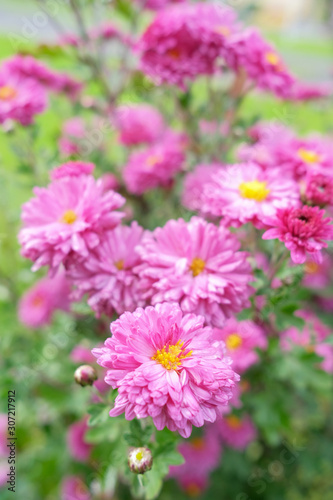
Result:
[128, 447, 153, 474]
[74, 364, 98, 387]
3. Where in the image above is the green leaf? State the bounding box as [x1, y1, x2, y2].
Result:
[87, 403, 110, 426]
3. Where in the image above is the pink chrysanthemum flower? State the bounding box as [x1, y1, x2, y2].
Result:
[212, 318, 267, 373]
[92, 303, 239, 438]
[137, 3, 238, 88]
[100, 173, 120, 193]
[67, 417, 92, 462]
[18, 271, 71, 328]
[135, 217, 253, 328]
[262, 205, 333, 264]
[123, 131, 186, 194]
[136, 0, 185, 11]
[181, 164, 223, 212]
[287, 81, 332, 101]
[202, 163, 300, 228]
[225, 28, 295, 98]
[67, 222, 145, 317]
[50, 161, 95, 180]
[304, 173, 333, 208]
[0, 68, 47, 125]
[281, 310, 333, 374]
[302, 253, 332, 289]
[19, 175, 125, 272]
[169, 427, 222, 495]
[3, 55, 82, 99]
[114, 104, 165, 146]
[61, 476, 91, 500]
[215, 413, 257, 450]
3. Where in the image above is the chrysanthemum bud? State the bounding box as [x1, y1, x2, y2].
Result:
[128, 447, 153, 474]
[74, 365, 98, 387]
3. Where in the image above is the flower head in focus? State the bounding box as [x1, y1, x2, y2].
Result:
[93, 303, 239, 438]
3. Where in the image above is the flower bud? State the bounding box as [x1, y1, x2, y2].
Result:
[74, 364, 98, 387]
[128, 447, 153, 474]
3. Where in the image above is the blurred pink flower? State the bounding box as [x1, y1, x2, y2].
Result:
[59, 118, 86, 157]
[137, 2, 238, 88]
[0, 68, 47, 125]
[50, 161, 95, 181]
[216, 413, 257, 449]
[100, 173, 120, 193]
[67, 222, 145, 317]
[67, 417, 92, 462]
[302, 253, 332, 289]
[18, 271, 71, 328]
[0, 463, 7, 488]
[135, 217, 253, 327]
[115, 104, 165, 146]
[262, 205, 333, 264]
[281, 310, 333, 374]
[93, 303, 239, 438]
[19, 175, 125, 272]
[169, 426, 222, 494]
[212, 318, 267, 373]
[202, 162, 300, 228]
[181, 163, 223, 212]
[61, 476, 91, 500]
[123, 131, 186, 194]
[304, 172, 333, 207]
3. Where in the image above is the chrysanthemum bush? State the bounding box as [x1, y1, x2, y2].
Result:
[1, 1, 333, 499]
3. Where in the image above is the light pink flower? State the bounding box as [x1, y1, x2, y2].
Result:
[67, 417, 92, 462]
[287, 81, 332, 101]
[50, 161, 95, 180]
[304, 172, 333, 207]
[202, 163, 300, 228]
[302, 253, 332, 289]
[169, 426, 222, 494]
[212, 318, 267, 373]
[3, 55, 82, 99]
[215, 413, 257, 449]
[136, 217, 253, 327]
[92, 303, 239, 438]
[0, 68, 47, 125]
[61, 476, 91, 500]
[123, 131, 186, 194]
[137, 3, 239, 88]
[136, 0, 185, 11]
[67, 222, 145, 317]
[262, 205, 333, 264]
[181, 163, 223, 212]
[59, 118, 86, 157]
[281, 310, 333, 374]
[225, 28, 295, 98]
[19, 175, 125, 272]
[115, 104, 165, 146]
[18, 271, 71, 328]
[100, 173, 120, 193]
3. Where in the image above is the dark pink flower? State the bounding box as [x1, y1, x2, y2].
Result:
[262, 205, 333, 264]
[304, 172, 333, 207]
[115, 104, 165, 146]
[93, 303, 239, 438]
[137, 3, 239, 88]
[215, 413, 257, 450]
[67, 417, 92, 462]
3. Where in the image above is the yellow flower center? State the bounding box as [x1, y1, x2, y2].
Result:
[152, 340, 192, 371]
[298, 148, 321, 164]
[190, 257, 205, 277]
[304, 261, 319, 274]
[61, 209, 77, 224]
[226, 333, 243, 350]
[265, 52, 280, 66]
[146, 154, 162, 168]
[0, 85, 17, 100]
[215, 25, 231, 37]
[115, 259, 124, 270]
[185, 483, 202, 497]
[239, 180, 270, 202]
[135, 451, 143, 461]
[226, 415, 242, 429]
[191, 437, 205, 450]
